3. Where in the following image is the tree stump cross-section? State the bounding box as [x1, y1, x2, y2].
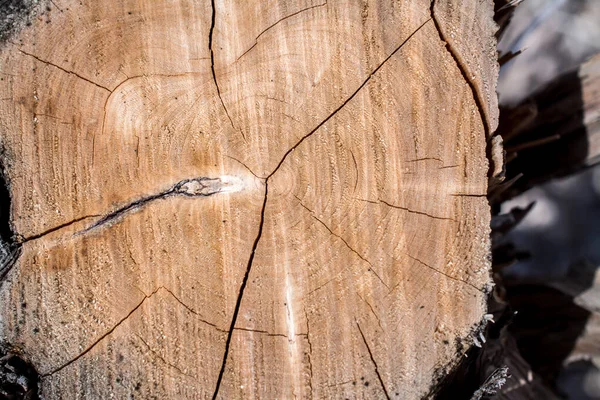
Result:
[0, 0, 498, 398]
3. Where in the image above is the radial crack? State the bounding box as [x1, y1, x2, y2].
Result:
[18, 49, 111, 93]
[49, 0, 64, 12]
[379, 199, 455, 222]
[236, 1, 328, 63]
[429, 0, 490, 137]
[136, 334, 196, 379]
[406, 157, 443, 163]
[406, 254, 483, 293]
[43, 284, 229, 377]
[356, 322, 391, 399]
[13, 177, 238, 243]
[18, 214, 100, 243]
[357, 293, 383, 331]
[304, 307, 314, 397]
[78, 176, 239, 236]
[225, 155, 263, 179]
[266, 17, 431, 180]
[350, 149, 359, 193]
[311, 215, 389, 290]
[450, 193, 487, 197]
[160, 286, 227, 332]
[233, 327, 287, 337]
[212, 183, 268, 399]
[42, 286, 162, 377]
[306, 274, 341, 296]
[209, 0, 239, 138]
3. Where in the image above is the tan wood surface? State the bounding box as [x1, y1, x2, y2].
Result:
[0, 0, 498, 398]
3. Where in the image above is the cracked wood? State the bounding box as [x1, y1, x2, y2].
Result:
[0, 0, 498, 398]
[18, 176, 241, 243]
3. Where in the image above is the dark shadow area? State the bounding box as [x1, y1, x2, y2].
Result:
[0, 157, 13, 246]
[433, 294, 512, 400]
[0, 344, 39, 400]
[0, 148, 19, 282]
[497, 67, 587, 202]
[506, 284, 592, 387]
[431, 346, 483, 400]
[0, 151, 19, 283]
[0, 0, 41, 43]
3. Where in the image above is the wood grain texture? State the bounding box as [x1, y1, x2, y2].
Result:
[0, 0, 498, 398]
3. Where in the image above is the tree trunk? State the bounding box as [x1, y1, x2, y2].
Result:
[0, 0, 498, 398]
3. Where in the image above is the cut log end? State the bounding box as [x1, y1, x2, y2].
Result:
[0, 0, 498, 398]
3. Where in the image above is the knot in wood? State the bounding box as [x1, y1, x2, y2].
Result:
[174, 176, 244, 197]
